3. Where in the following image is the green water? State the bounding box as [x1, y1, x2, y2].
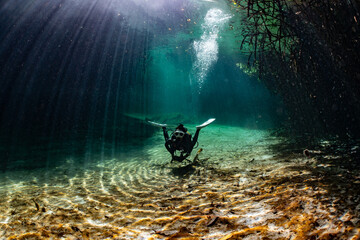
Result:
[0, 0, 284, 171]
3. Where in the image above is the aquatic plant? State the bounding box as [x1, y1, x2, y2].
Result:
[231, 0, 360, 138]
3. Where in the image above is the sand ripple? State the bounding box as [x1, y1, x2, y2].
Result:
[0, 127, 359, 239]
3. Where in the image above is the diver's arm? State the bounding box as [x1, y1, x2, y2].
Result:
[164, 127, 175, 155]
[191, 129, 200, 147]
[165, 140, 174, 154]
[162, 127, 170, 141]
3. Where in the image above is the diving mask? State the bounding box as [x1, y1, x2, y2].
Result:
[174, 130, 185, 138]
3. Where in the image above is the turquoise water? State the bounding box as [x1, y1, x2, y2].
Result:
[0, 0, 284, 171]
[0, 0, 359, 239]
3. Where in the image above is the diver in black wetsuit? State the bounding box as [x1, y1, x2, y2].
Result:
[162, 124, 200, 162]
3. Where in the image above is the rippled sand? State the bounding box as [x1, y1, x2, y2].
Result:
[0, 125, 359, 239]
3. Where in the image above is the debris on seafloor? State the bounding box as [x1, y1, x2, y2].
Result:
[165, 227, 197, 240]
[303, 149, 311, 158]
[192, 148, 203, 164]
[219, 226, 268, 240]
[71, 226, 81, 232]
[153, 229, 171, 237]
[32, 199, 40, 211]
[207, 215, 219, 227]
[2, 135, 360, 239]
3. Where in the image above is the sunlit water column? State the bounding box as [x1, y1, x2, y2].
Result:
[190, 8, 231, 100]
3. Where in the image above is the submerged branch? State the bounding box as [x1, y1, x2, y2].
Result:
[231, 0, 360, 137]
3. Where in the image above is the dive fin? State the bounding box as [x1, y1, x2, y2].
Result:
[147, 120, 167, 128]
[196, 118, 216, 129]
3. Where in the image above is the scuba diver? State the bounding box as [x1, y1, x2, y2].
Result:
[162, 124, 200, 162]
[148, 118, 215, 162]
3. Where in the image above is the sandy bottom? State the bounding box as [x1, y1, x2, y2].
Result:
[0, 125, 359, 239]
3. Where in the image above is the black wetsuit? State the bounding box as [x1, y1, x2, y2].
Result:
[162, 127, 200, 162]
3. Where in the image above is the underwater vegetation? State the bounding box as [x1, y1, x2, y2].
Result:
[231, 0, 360, 138]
